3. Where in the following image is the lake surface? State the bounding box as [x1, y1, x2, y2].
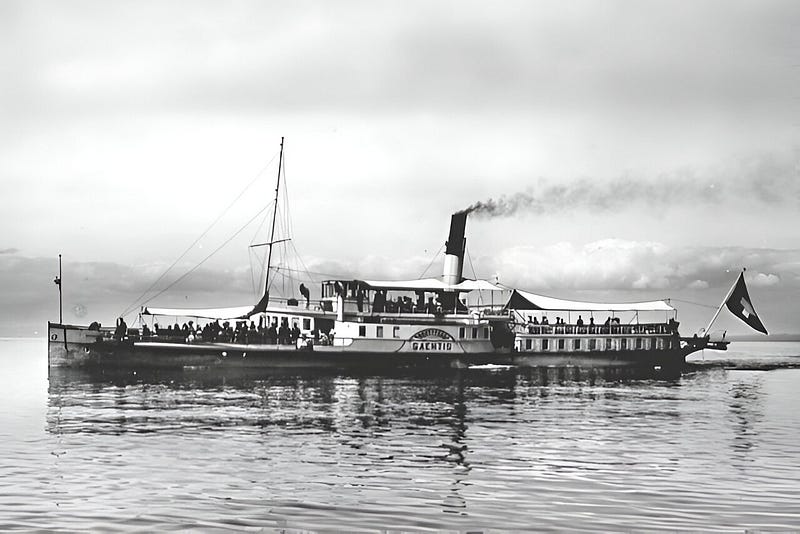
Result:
[2, 338, 799, 531]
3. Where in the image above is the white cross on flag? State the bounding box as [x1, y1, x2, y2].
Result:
[725, 272, 768, 335]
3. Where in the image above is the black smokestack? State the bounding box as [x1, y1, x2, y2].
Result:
[445, 212, 468, 256]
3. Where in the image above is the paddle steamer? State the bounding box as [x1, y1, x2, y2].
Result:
[48, 141, 734, 371]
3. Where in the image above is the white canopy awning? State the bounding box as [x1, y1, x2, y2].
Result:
[142, 305, 255, 320]
[359, 278, 504, 292]
[506, 289, 674, 312]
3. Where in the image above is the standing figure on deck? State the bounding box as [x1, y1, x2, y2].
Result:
[299, 283, 310, 309]
[114, 317, 127, 341]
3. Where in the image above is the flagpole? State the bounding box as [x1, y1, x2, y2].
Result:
[703, 269, 744, 335]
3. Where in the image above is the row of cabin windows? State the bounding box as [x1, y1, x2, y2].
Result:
[522, 337, 671, 351]
[359, 325, 401, 338]
[355, 325, 489, 339]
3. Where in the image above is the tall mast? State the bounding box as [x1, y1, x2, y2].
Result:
[264, 137, 284, 297]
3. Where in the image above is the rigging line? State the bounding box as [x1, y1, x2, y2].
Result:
[120, 153, 280, 317]
[261, 264, 351, 279]
[289, 240, 318, 284]
[417, 244, 445, 279]
[465, 246, 478, 280]
[248, 208, 272, 299]
[125, 204, 271, 316]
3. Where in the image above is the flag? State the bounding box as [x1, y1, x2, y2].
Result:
[725, 272, 768, 335]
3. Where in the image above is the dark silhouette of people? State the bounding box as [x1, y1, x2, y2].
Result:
[356, 287, 364, 312]
[114, 317, 127, 341]
[278, 319, 290, 344]
[577, 315, 584, 327]
[268, 321, 278, 344]
[299, 283, 310, 308]
[426, 297, 436, 314]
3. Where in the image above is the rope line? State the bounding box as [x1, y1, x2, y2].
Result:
[120, 151, 280, 317]
[124, 205, 271, 316]
[418, 244, 445, 279]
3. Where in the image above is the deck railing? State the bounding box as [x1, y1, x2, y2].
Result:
[516, 323, 676, 336]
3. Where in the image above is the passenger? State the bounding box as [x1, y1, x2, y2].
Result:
[541, 316, 549, 325]
[576, 315, 584, 327]
[319, 331, 330, 345]
[426, 297, 436, 315]
[373, 290, 386, 313]
[142, 324, 151, 337]
[299, 283, 311, 309]
[278, 319, 290, 344]
[416, 291, 425, 312]
[356, 288, 364, 312]
[533, 317, 539, 325]
[113, 317, 127, 341]
[291, 322, 301, 343]
[268, 321, 278, 344]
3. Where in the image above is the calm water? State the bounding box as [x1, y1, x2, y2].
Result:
[2, 339, 800, 531]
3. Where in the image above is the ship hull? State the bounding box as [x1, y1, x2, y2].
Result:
[49, 323, 691, 371]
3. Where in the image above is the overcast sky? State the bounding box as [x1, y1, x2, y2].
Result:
[1, 0, 798, 335]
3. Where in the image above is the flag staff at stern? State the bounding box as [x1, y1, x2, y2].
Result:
[53, 253, 62, 324]
[705, 268, 768, 335]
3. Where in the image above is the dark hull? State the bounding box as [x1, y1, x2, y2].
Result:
[49, 323, 694, 372]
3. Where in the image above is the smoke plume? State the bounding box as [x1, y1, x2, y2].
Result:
[459, 152, 799, 218]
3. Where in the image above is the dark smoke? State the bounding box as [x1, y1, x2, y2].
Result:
[459, 152, 799, 218]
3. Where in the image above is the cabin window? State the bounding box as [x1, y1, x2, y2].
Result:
[376, 326, 383, 338]
[656, 338, 664, 350]
[636, 338, 643, 350]
[472, 327, 478, 339]
[605, 338, 613, 350]
[359, 325, 366, 337]
[303, 318, 311, 330]
[459, 327, 465, 338]
[589, 339, 597, 350]
[393, 326, 400, 338]
[558, 339, 565, 350]
[573, 339, 581, 351]
[621, 338, 627, 350]
[525, 339, 532, 350]
[542, 339, 549, 351]
[483, 328, 489, 339]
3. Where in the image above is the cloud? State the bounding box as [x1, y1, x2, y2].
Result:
[2, 1, 797, 122]
[749, 272, 780, 287]
[468, 240, 800, 291]
[0, 248, 19, 255]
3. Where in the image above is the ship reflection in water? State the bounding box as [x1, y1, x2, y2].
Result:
[42, 355, 800, 531]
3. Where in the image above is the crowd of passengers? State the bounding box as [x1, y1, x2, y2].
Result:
[369, 290, 467, 314]
[524, 315, 677, 334]
[130, 318, 330, 345]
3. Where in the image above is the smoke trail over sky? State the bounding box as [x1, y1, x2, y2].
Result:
[460, 152, 799, 217]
